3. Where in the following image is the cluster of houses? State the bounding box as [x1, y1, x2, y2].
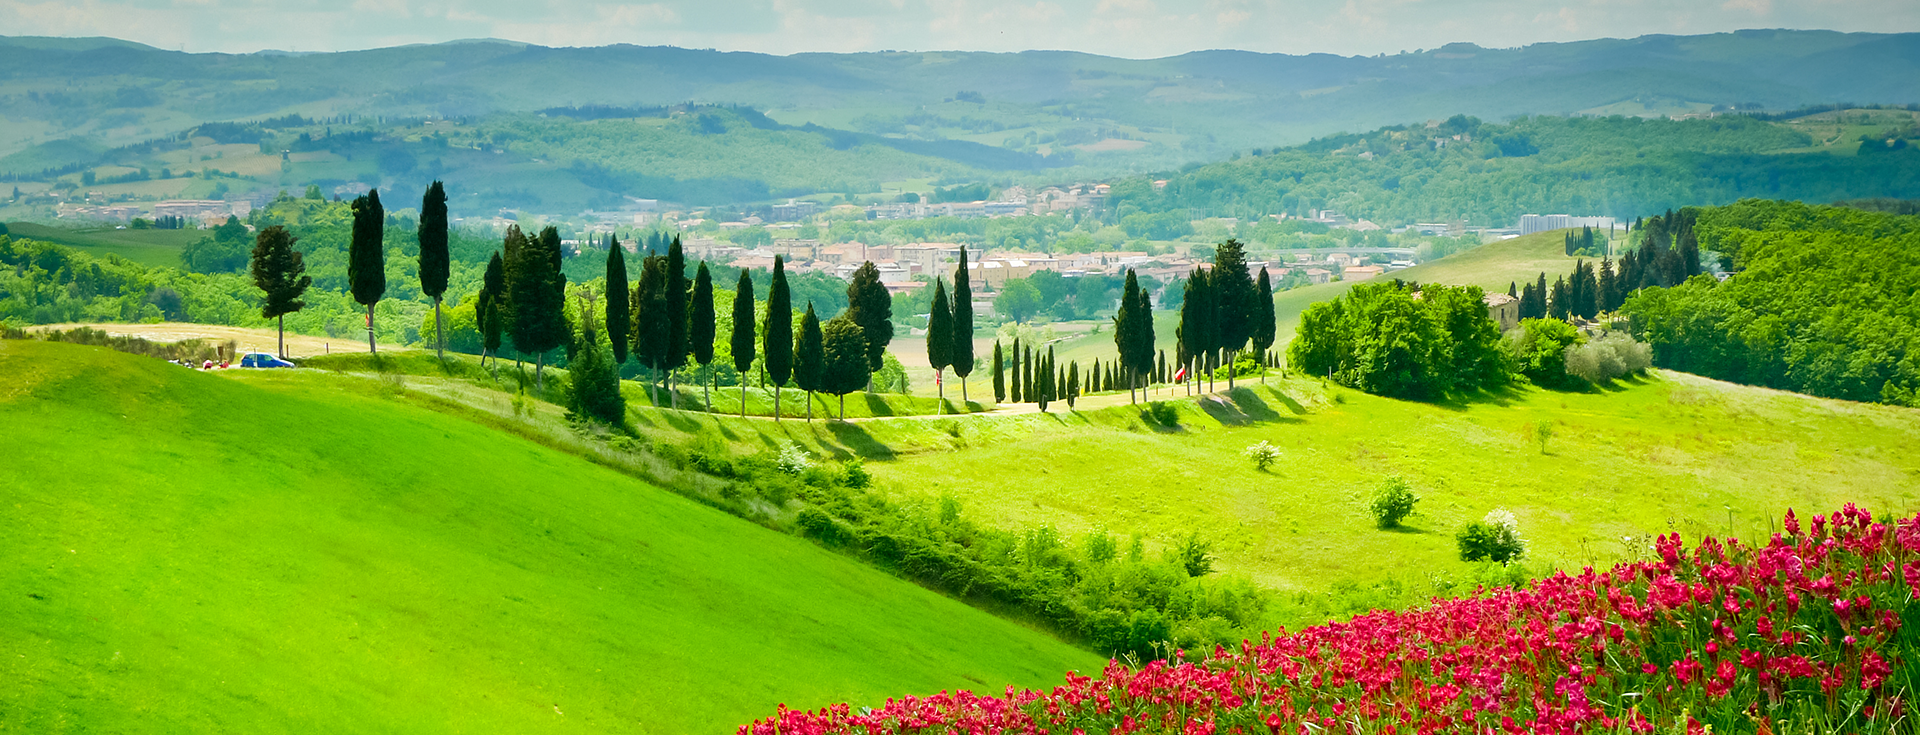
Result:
[864, 184, 1110, 221]
[56, 198, 252, 225]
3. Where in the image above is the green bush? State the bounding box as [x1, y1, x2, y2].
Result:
[1456, 509, 1526, 563]
[1505, 318, 1583, 387]
[1563, 331, 1651, 384]
[1367, 476, 1419, 529]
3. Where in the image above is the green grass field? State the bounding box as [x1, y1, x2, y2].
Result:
[855, 374, 1920, 594]
[3, 221, 203, 268]
[1389, 229, 1592, 292]
[0, 340, 1099, 733]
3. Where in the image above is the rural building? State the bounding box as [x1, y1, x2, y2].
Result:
[1342, 265, 1385, 280]
[1483, 292, 1519, 331]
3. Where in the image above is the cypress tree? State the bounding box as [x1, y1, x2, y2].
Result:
[844, 261, 893, 388]
[569, 301, 623, 425]
[605, 237, 630, 365]
[1067, 361, 1080, 408]
[1009, 337, 1023, 403]
[795, 303, 824, 422]
[927, 279, 953, 404]
[631, 255, 668, 405]
[664, 237, 690, 409]
[1115, 271, 1139, 402]
[249, 225, 310, 360]
[951, 247, 974, 402]
[1598, 257, 1618, 313]
[1023, 346, 1035, 403]
[1179, 268, 1215, 395]
[730, 269, 756, 417]
[1251, 267, 1275, 384]
[992, 340, 1006, 403]
[1036, 348, 1051, 412]
[519, 226, 569, 391]
[691, 262, 717, 411]
[1549, 275, 1571, 321]
[480, 251, 504, 370]
[764, 256, 794, 420]
[418, 181, 449, 360]
[821, 316, 870, 420]
[1534, 272, 1549, 318]
[1129, 273, 1156, 394]
[348, 189, 385, 353]
[1210, 240, 1255, 390]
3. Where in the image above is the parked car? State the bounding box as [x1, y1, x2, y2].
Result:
[239, 352, 295, 368]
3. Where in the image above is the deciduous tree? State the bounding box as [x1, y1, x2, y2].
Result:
[248, 225, 309, 359]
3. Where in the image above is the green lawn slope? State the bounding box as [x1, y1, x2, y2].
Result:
[854, 374, 1920, 596]
[4, 222, 201, 269]
[1389, 228, 1608, 292]
[0, 340, 1099, 733]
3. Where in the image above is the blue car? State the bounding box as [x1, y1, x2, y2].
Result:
[239, 352, 295, 368]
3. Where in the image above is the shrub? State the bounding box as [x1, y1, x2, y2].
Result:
[1367, 476, 1418, 529]
[1456, 508, 1526, 562]
[1504, 318, 1583, 387]
[1145, 401, 1178, 426]
[775, 443, 813, 475]
[1562, 331, 1652, 383]
[1533, 421, 1554, 454]
[1243, 440, 1281, 471]
[842, 457, 871, 489]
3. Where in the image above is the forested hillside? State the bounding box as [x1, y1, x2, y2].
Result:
[1108, 114, 1920, 225]
[1621, 200, 1920, 405]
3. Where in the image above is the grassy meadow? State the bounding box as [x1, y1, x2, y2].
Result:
[3, 221, 202, 268]
[0, 339, 1099, 733]
[852, 374, 1920, 597]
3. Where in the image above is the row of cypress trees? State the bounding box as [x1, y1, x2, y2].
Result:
[921, 247, 977, 404]
[250, 182, 454, 362]
[1176, 239, 1277, 395]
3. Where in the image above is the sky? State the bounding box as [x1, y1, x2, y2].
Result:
[3, 0, 1915, 59]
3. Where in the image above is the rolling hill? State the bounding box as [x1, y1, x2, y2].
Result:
[2, 29, 1917, 173]
[0, 339, 1100, 733]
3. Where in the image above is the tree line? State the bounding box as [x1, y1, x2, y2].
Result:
[1508, 214, 1709, 324]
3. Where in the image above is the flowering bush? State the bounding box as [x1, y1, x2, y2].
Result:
[1458, 508, 1528, 563]
[744, 504, 1920, 735]
[1243, 441, 1281, 471]
[775, 443, 813, 476]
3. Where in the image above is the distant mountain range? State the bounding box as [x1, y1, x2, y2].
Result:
[0, 30, 1916, 164]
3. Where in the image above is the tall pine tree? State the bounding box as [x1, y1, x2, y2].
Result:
[844, 261, 893, 389]
[605, 237, 630, 365]
[1210, 240, 1255, 390]
[348, 189, 385, 353]
[691, 262, 717, 411]
[663, 237, 690, 409]
[992, 340, 1006, 403]
[1251, 267, 1275, 384]
[417, 181, 450, 359]
[480, 251, 504, 370]
[763, 256, 794, 420]
[795, 303, 824, 422]
[249, 225, 309, 360]
[926, 278, 953, 405]
[950, 247, 975, 402]
[730, 269, 756, 417]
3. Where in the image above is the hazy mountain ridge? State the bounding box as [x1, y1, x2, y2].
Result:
[2, 30, 1916, 163]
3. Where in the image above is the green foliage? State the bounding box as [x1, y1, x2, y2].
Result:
[416, 181, 449, 300]
[1117, 115, 1917, 225]
[1622, 200, 1920, 406]
[1455, 509, 1526, 563]
[763, 257, 793, 389]
[995, 279, 1040, 323]
[1562, 331, 1651, 384]
[1289, 282, 1508, 399]
[1243, 440, 1280, 471]
[926, 278, 952, 376]
[1505, 317, 1583, 388]
[568, 311, 624, 425]
[1367, 476, 1418, 530]
[950, 249, 974, 383]
[179, 216, 250, 274]
[821, 316, 871, 414]
[347, 190, 385, 309]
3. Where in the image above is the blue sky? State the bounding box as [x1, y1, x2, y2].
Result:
[4, 0, 1914, 58]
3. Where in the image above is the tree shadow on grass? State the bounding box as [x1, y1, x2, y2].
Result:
[1431, 381, 1531, 412]
[1224, 387, 1305, 424]
[819, 420, 898, 461]
[863, 393, 896, 417]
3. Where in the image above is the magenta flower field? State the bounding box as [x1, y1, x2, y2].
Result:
[746, 505, 1919, 734]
